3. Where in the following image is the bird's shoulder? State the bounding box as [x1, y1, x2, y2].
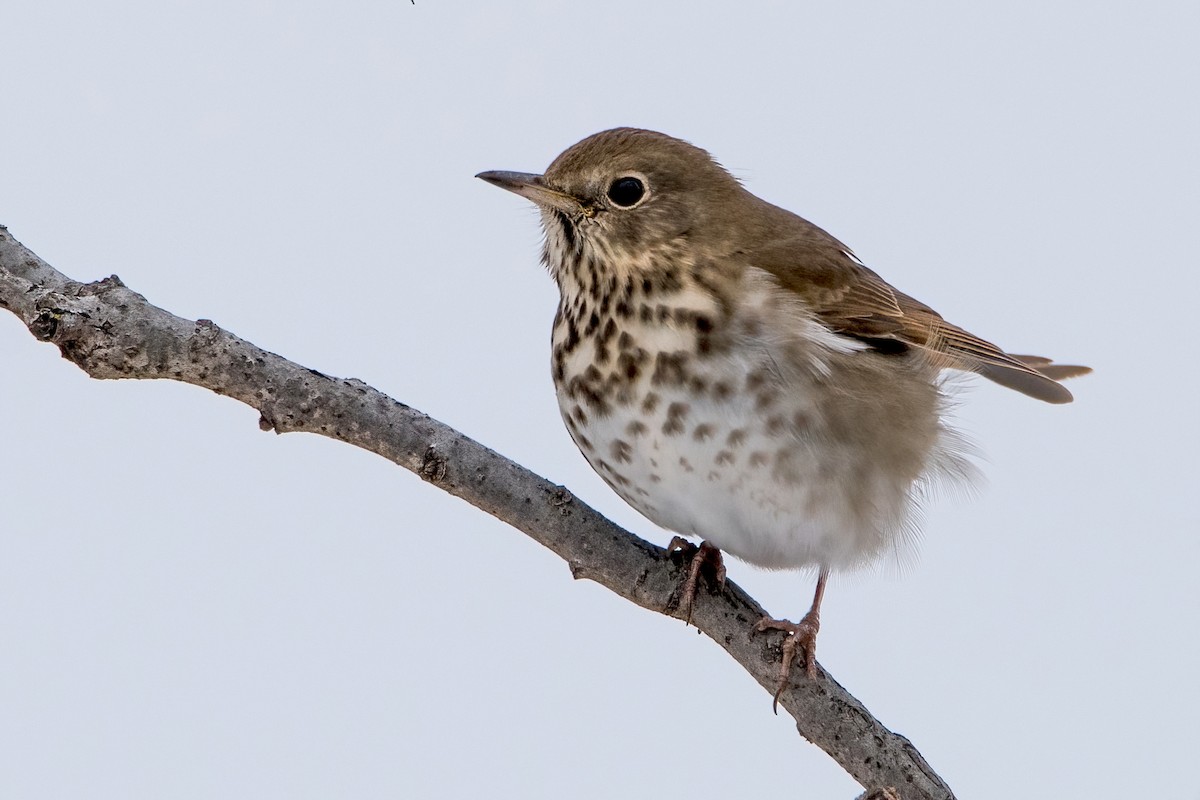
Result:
[741, 230, 941, 344]
[737, 228, 1080, 403]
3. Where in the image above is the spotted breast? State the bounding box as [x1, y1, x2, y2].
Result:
[549, 242, 959, 571]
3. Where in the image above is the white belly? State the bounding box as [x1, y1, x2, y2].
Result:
[560, 352, 948, 571]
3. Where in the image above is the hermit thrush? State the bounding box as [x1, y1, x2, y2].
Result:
[478, 128, 1088, 705]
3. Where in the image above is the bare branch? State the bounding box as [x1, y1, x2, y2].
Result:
[0, 225, 955, 800]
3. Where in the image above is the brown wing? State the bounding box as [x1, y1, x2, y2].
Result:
[751, 235, 1088, 404]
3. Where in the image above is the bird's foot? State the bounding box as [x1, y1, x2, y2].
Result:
[665, 538, 725, 626]
[755, 610, 820, 713]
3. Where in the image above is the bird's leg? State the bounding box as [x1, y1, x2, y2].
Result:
[665, 537, 726, 626]
[756, 568, 829, 712]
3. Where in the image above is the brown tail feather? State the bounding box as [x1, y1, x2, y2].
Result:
[977, 362, 1075, 404]
[1010, 355, 1093, 382]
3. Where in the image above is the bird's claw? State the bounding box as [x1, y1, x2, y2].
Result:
[666, 538, 725, 625]
[756, 611, 821, 713]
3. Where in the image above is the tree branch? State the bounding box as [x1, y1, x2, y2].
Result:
[0, 225, 954, 800]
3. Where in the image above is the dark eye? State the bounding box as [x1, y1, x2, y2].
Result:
[607, 176, 645, 207]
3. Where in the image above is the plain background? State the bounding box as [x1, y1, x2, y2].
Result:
[2, 2, 1197, 798]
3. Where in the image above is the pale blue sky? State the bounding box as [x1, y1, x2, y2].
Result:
[2, 2, 1197, 798]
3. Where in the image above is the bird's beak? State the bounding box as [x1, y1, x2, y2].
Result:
[476, 171, 586, 216]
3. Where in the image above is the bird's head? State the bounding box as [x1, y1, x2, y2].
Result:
[478, 128, 747, 286]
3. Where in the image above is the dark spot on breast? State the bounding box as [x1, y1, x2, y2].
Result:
[626, 420, 648, 437]
[726, 429, 747, 448]
[641, 393, 661, 413]
[695, 315, 713, 333]
[585, 256, 600, 292]
[651, 352, 688, 387]
[663, 402, 689, 435]
[567, 366, 612, 417]
[564, 319, 580, 353]
[755, 390, 779, 410]
[692, 423, 714, 442]
[617, 331, 635, 351]
[715, 450, 734, 466]
[600, 317, 617, 344]
[617, 352, 642, 381]
[713, 381, 733, 401]
[610, 439, 633, 464]
[612, 383, 637, 406]
[585, 312, 600, 335]
[746, 368, 769, 392]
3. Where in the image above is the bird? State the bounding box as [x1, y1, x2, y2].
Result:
[477, 128, 1088, 707]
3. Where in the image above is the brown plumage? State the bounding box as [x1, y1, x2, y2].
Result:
[478, 127, 1089, 706]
